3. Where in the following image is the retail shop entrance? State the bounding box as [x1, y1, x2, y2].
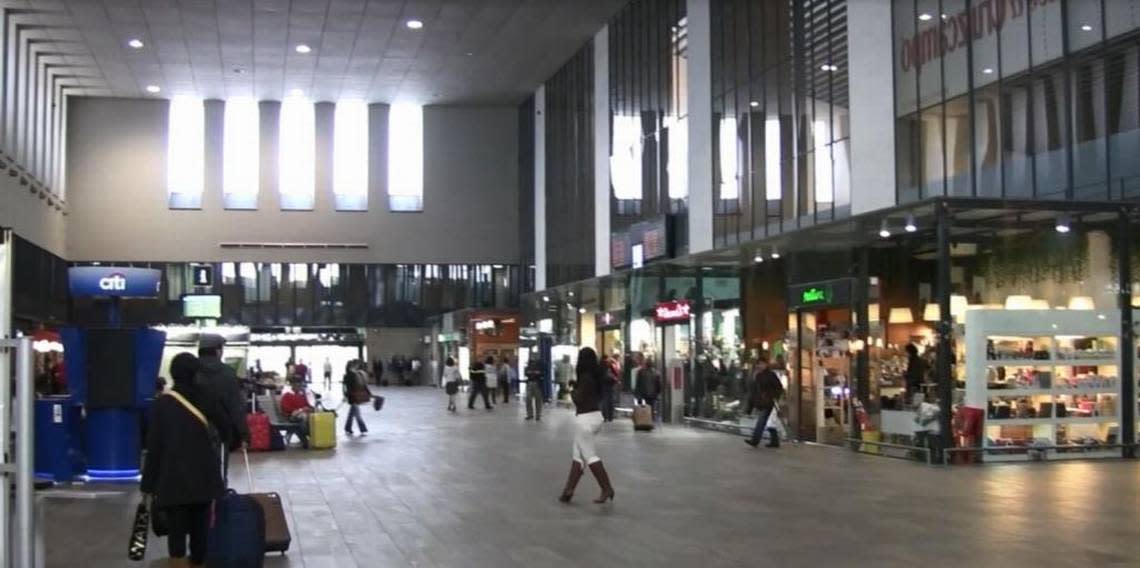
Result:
[787, 280, 854, 444]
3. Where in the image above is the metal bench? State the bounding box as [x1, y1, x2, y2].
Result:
[257, 394, 303, 446]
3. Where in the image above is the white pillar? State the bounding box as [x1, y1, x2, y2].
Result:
[848, 0, 896, 215]
[686, 0, 713, 254]
[594, 27, 611, 277]
[534, 85, 546, 291]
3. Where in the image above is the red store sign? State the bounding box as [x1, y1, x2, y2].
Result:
[654, 300, 692, 324]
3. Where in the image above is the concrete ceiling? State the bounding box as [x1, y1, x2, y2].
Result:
[20, 0, 627, 103]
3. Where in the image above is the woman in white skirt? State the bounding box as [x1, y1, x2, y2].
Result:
[558, 347, 615, 504]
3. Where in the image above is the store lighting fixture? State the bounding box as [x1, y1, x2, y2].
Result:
[1055, 214, 1071, 233]
[820, 64, 838, 72]
[406, 19, 424, 29]
[904, 215, 917, 233]
[888, 307, 914, 324]
[295, 44, 312, 54]
[922, 303, 940, 322]
[145, 85, 161, 93]
[542, 295, 550, 302]
[750, 100, 759, 107]
[1081, 24, 1093, 31]
[878, 219, 891, 238]
[567, 291, 574, 297]
[753, 254, 764, 263]
[770, 251, 780, 259]
[982, 68, 994, 74]
[1068, 296, 1095, 310]
[128, 38, 144, 49]
[579, 308, 587, 314]
[1004, 295, 1033, 310]
[918, 13, 933, 21]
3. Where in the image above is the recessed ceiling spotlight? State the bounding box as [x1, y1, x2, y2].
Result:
[542, 295, 550, 302]
[982, 67, 994, 74]
[406, 19, 424, 29]
[770, 251, 780, 259]
[820, 64, 838, 72]
[1081, 24, 1093, 32]
[749, 100, 759, 107]
[128, 38, 144, 49]
[289, 88, 303, 97]
[145, 85, 160, 93]
[918, 13, 933, 21]
[904, 215, 917, 233]
[753, 254, 764, 263]
[295, 44, 311, 54]
[879, 219, 891, 238]
[941, 13, 948, 20]
[578, 308, 586, 314]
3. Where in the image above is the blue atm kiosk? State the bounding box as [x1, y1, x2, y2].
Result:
[40, 267, 167, 481]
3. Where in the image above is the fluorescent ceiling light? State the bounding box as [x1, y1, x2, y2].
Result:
[406, 19, 424, 29]
[295, 44, 312, 54]
[128, 38, 144, 49]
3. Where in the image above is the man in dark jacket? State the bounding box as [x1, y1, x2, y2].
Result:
[196, 334, 249, 478]
[745, 357, 785, 448]
[142, 353, 224, 565]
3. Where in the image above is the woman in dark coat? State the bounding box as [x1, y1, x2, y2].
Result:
[558, 347, 615, 504]
[141, 352, 224, 567]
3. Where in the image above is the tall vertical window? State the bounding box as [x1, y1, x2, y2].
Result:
[224, 98, 259, 209]
[279, 97, 315, 210]
[388, 103, 423, 211]
[610, 115, 643, 200]
[334, 100, 369, 211]
[167, 97, 205, 209]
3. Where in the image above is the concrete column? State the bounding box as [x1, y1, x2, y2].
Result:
[594, 27, 611, 277]
[534, 85, 546, 291]
[686, 0, 713, 254]
[848, 0, 896, 215]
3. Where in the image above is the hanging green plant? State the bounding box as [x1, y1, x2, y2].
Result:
[978, 232, 1088, 289]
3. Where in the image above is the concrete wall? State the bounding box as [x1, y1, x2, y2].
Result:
[0, 169, 66, 256]
[64, 97, 519, 264]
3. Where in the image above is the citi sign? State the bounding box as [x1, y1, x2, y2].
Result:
[98, 273, 128, 292]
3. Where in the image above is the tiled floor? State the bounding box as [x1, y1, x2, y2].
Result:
[44, 387, 1140, 567]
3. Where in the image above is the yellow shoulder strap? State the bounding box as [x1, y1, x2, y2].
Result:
[165, 390, 208, 428]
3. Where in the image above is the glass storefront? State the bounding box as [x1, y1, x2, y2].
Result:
[893, 0, 1140, 202]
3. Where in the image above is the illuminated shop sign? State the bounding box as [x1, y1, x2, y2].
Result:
[788, 279, 852, 310]
[474, 320, 497, 331]
[654, 300, 692, 324]
[801, 286, 831, 305]
[69, 266, 162, 298]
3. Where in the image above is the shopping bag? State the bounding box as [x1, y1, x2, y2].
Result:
[765, 406, 787, 440]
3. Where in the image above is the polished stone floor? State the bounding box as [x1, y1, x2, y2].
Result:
[44, 387, 1140, 567]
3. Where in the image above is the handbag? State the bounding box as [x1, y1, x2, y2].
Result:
[127, 500, 150, 561]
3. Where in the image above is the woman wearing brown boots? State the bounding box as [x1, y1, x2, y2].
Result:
[559, 347, 615, 504]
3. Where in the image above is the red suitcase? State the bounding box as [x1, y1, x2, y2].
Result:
[247, 412, 271, 452]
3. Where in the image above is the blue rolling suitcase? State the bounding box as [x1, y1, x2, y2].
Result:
[208, 451, 267, 567]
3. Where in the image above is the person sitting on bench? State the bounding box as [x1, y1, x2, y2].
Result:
[279, 379, 313, 449]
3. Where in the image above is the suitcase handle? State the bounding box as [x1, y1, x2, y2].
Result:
[242, 448, 254, 493]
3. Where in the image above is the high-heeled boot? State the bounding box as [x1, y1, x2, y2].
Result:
[588, 461, 615, 503]
[558, 461, 584, 503]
